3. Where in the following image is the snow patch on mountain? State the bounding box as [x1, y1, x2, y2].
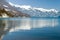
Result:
[9, 2, 58, 13]
[8, 2, 60, 17]
[34, 8, 58, 13]
[8, 2, 14, 6]
[3, 5, 8, 7]
[9, 2, 31, 10]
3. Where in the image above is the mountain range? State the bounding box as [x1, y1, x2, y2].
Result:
[0, 0, 60, 18]
[0, 0, 30, 18]
[9, 2, 60, 18]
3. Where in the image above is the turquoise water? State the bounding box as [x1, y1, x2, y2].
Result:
[0, 18, 60, 40]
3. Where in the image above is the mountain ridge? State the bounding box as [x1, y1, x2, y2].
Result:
[8, 2, 60, 17]
[0, 0, 30, 18]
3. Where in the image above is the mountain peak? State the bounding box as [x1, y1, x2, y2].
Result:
[9, 2, 59, 13]
[8, 2, 60, 17]
[34, 8, 58, 13]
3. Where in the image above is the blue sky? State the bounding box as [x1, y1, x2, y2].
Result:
[7, 0, 60, 10]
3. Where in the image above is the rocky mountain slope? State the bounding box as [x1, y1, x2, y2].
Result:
[0, 0, 60, 18]
[8, 2, 60, 18]
[0, 0, 30, 18]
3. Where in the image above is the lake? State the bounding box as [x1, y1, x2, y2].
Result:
[0, 18, 60, 40]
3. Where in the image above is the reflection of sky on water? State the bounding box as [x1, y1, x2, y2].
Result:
[1, 18, 60, 40]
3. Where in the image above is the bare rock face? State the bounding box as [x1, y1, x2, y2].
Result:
[0, 8, 31, 18]
[0, 0, 30, 40]
[0, 0, 30, 18]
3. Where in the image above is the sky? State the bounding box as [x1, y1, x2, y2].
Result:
[7, 0, 60, 10]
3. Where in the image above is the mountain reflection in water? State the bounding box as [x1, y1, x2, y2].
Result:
[0, 18, 60, 40]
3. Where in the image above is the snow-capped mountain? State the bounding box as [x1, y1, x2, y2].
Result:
[0, 0, 30, 18]
[9, 2, 60, 17]
[0, 0, 60, 18]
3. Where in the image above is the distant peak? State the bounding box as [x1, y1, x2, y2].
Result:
[34, 8, 58, 13]
[9, 2, 59, 13]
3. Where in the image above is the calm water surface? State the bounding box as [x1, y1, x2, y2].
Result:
[0, 18, 60, 40]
